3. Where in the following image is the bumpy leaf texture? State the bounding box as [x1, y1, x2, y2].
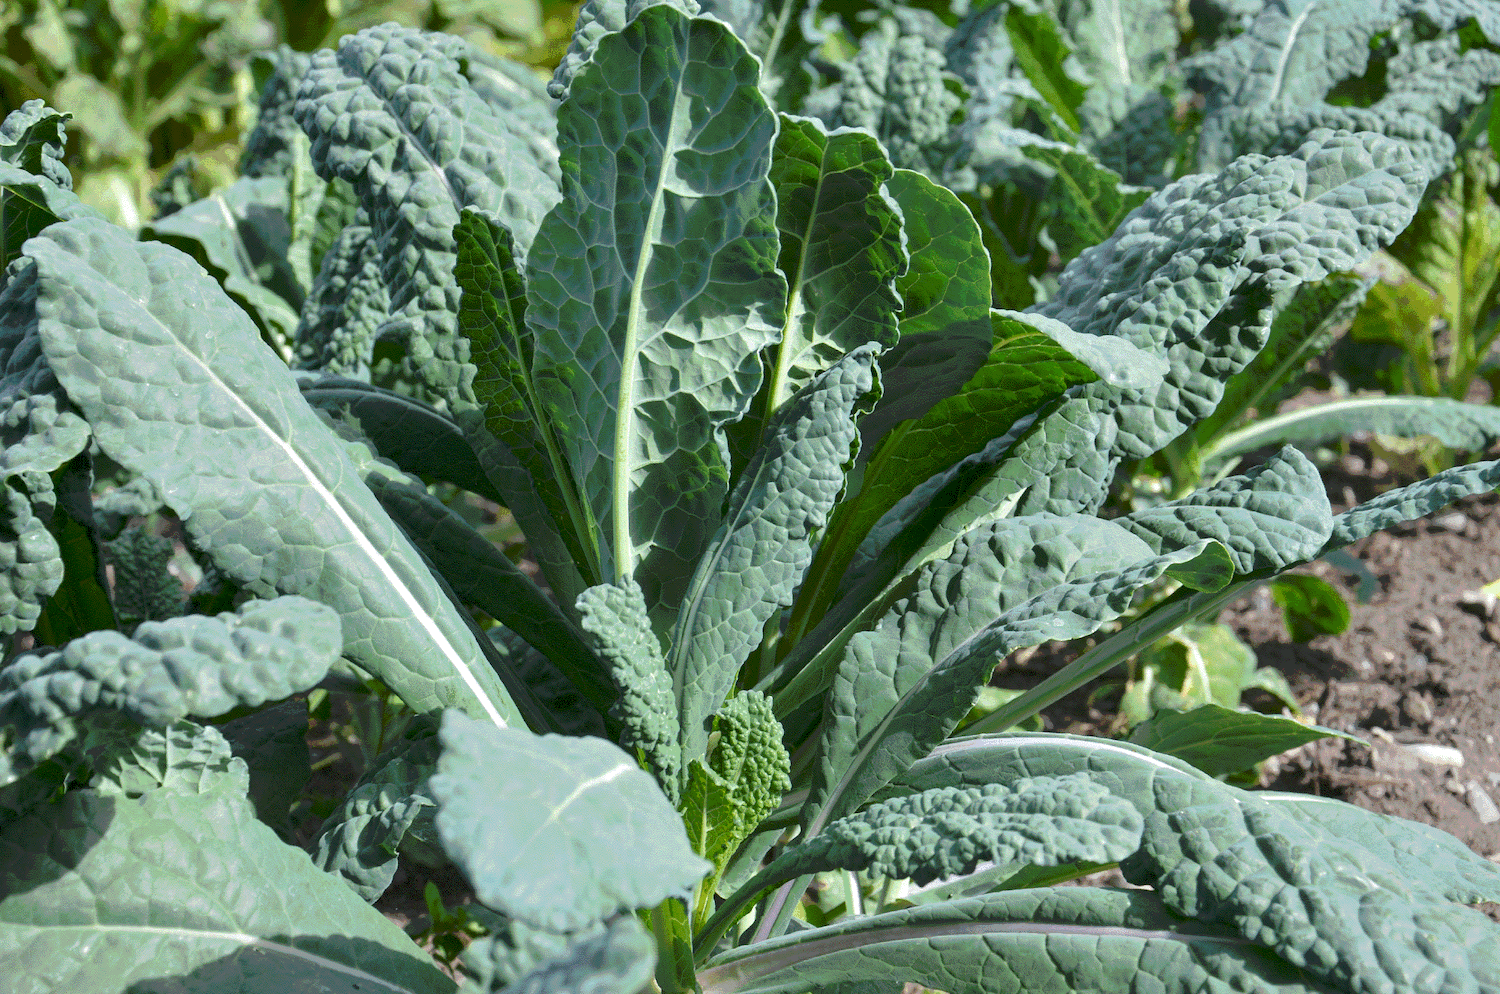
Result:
[809, 13, 966, 176]
[26, 218, 522, 728]
[930, 129, 1425, 535]
[1188, 0, 1500, 178]
[577, 578, 682, 799]
[681, 690, 791, 881]
[293, 220, 387, 377]
[527, 6, 785, 622]
[0, 596, 339, 787]
[294, 24, 561, 407]
[672, 347, 878, 768]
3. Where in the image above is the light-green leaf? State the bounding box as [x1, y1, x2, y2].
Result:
[681, 690, 790, 892]
[527, 7, 785, 622]
[430, 711, 710, 932]
[26, 218, 522, 729]
[1130, 704, 1358, 779]
[859, 169, 992, 448]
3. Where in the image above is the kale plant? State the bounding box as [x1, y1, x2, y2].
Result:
[3, 3, 1500, 993]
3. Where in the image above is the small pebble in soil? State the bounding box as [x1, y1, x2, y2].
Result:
[1413, 616, 1444, 639]
[1432, 511, 1470, 533]
[1466, 781, 1500, 825]
[1405, 652, 1430, 672]
[1402, 692, 1434, 725]
[1460, 589, 1500, 620]
[1404, 743, 1466, 767]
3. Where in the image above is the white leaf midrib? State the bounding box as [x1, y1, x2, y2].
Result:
[59, 243, 507, 729]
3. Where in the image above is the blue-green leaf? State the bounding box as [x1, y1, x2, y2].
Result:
[528, 7, 784, 622]
[697, 888, 1327, 994]
[0, 596, 340, 787]
[27, 218, 523, 728]
[577, 579, 681, 798]
[430, 711, 710, 931]
[294, 24, 561, 407]
[0, 743, 454, 994]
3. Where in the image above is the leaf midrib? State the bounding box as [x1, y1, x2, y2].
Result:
[615, 51, 691, 583]
[62, 255, 508, 729]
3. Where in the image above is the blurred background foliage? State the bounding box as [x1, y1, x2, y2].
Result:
[0, 0, 576, 227]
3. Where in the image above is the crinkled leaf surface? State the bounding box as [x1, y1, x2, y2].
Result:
[672, 347, 877, 768]
[1324, 455, 1500, 552]
[26, 218, 521, 729]
[294, 24, 561, 406]
[680, 691, 790, 886]
[843, 312, 1099, 577]
[466, 913, 655, 994]
[1194, 274, 1373, 449]
[0, 101, 71, 189]
[765, 773, 1141, 889]
[454, 206, 595, 595]
[314, 754, 436, 903]
[1256, 791, 1500, 906]
[0, 596, 339, 787]
[902, 129, 1424, 560]
[1122, 770, 1500, 992]
[104, 527, 183, 626]
[0, 763, 453, 994]
[430, 711, 709, 932]
[1190, 1, 1500, 170]
[804, 521, 1226, 834]
[760, 117, 902, 418]
[292, 220, 388, 378]
[578, 579, 681, 798]
[803, 447, 1327, 832]
[527, 6, 784, 621]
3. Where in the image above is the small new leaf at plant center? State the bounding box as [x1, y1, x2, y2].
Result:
[1270, 573, 1352, 643]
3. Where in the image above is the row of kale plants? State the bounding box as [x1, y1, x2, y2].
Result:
[5, 0, 1500, 992]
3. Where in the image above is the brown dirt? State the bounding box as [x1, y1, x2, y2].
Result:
[1002, 448, 1500, 883]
